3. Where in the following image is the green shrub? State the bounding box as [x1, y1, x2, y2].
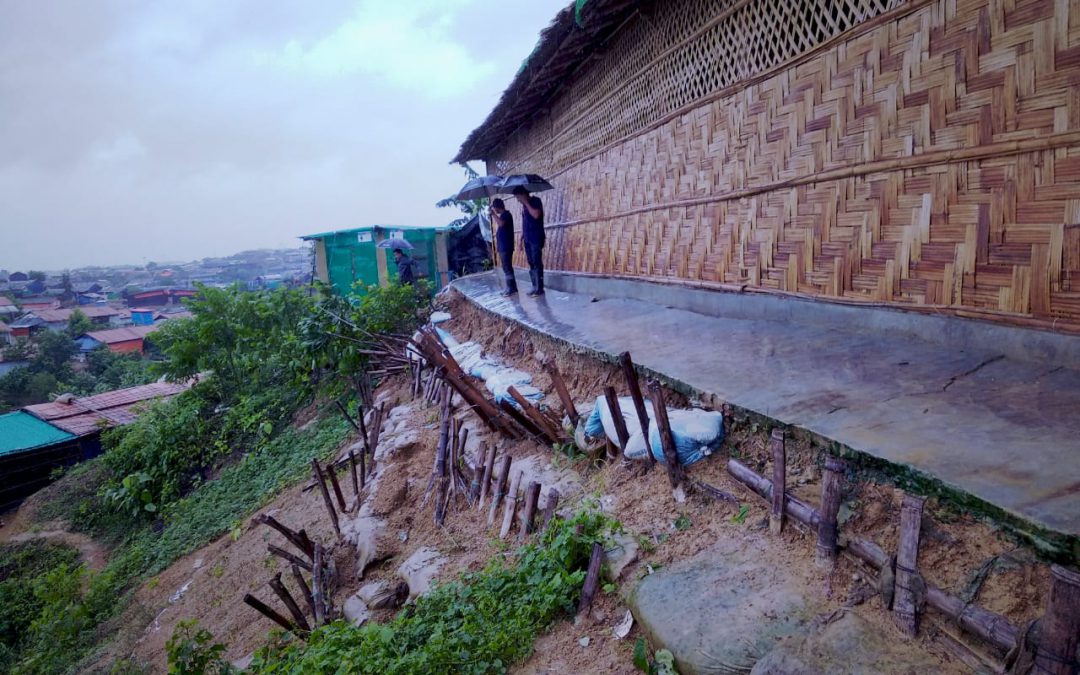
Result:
[250, 509, 616, 674]
[166, 620, 234, 675]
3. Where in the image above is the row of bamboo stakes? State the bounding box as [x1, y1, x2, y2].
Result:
[242, 400, 387, 636]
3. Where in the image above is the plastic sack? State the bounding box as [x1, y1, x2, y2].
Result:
[583, 395, 723, 467]
[438, 328, 544, 405]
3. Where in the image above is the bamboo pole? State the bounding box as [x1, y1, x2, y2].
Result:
[540, 488, 560, 533]
[603, 386, 630, 451]
[268, 545, 313, 572]
[349, 450, 360, 505]
[893, 494, 925, 636]
[469, 461, 482, 504]
[508, 386, 562, 444]
[477, 442, 496, 509]
[290, 564, 316, 620]
[255, 514, 314, 558]
[244, 593, 298, 634]
[312, 544, 325, 627]
[1033, 565, 1080, 674]
[618, 352, 655, 466]
[517, 482, 542, 544]
[500, 471, 524, 539]
[499, 399, 542, 437]
[542, 358, 579, 425]
[576, 542, 604, 619]
[726, 459, 818, 526]
[327, 465, 348, 513]
[815, 456, 845, 569]
[770, 429, 786, 535]
[269, 573, 311, 632]
[647, 381, 684, 487]
[488, 455, 512, 526]
[311, 460, 340, 537]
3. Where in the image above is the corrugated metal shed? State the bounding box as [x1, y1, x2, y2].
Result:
[0, 411, 75, 457]
[81, 324, 159, 345]
[24, 381, 192, 436]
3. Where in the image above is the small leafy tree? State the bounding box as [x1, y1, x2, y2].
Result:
[166, 620, 234, 675]
[66, 310, 94, 338]
[435, 163, 489, 228]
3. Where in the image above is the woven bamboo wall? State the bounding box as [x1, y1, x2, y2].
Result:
[488, 0, 1080, 332]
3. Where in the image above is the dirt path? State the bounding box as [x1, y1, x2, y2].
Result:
[3, 527, 110, 571]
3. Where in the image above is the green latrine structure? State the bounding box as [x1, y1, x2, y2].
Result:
[302, 225, 452, 296]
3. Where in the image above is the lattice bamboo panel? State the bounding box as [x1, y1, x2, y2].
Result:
[495, 0, 1080, 331]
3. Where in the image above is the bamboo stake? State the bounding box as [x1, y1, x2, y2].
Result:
[469, 461, 482, 504]
[368, 403, 385, 456]
[334, 400, 361, 434]
[1033, 565, 1080, 674]
[576, 542, 604, 619]
[508, 386, 562, 444]
[603, 386, 630, 451]
[542, 358, 579, 425]
[893, 494, 925, 636]
[618, 352, 655, 466]
[327, 465, 347, 513]
[517, 482, 541, 544]
[244, 594, 298, 633]
[726, 459, 818, 526]
[269, 573, 311, 632]
[487, 455, 512, 526]
[356, 399, 372, 456]
[311, 460, 340, 537]
[815, 456, 845, 568]
[268, 544, 313, 572]
[499, 399, 542, 437]
[255, 514, 314, 558]
[312, 544, 325, 627]
[477, 442, 496, 509]
[647, 381, 684, 487]
[500, 471, 524, 539]
[349, 450, 360, 504]
[290, 564, 316, 620]
[769, 429, 786, 535]
[540, 488, 560, 533]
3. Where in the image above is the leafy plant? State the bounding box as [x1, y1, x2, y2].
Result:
[732, 504, 750, 525]
[166, 620, 234, 675]
[633, 638, 679, 675]
[673, 514, 692, 531]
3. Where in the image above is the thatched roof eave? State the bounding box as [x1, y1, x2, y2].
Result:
[452, 0, 642, 164]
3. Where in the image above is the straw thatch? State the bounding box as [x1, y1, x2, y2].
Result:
[460, 0, 1080, 332]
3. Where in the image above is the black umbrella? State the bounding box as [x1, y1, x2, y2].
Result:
[454, 175, 505, 201]
[498, 174, 554, 194]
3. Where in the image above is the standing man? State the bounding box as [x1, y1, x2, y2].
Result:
[490, 198, 517, 296]
[512, 186, 545, 296]
[393, 248, 417, 286]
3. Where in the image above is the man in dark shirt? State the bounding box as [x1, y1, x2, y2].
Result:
[393, 248, 417, 285]
[512, 186, 545, 296]
[490, 198, 517, 296]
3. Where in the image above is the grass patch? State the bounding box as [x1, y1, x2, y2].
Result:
[246, 509, 618, 675]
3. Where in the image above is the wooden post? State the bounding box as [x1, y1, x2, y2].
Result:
[603, 386, 630, 451]
[349, 450, 360, 503]
[540, 488, 560, 533]
[647, 381, 684, 487]
[815, 456, 845, 568]
[576, 542, 604, 619]
[500, 471, 524, 539]
[458, 425, 469, 463]
[619, 352, 655, 466]
[255, 514, 314, 558]
[769, 429, 786, 535]
[893, 494, 925, 636]
[269, 573, 311, 632]
[312, 544, 325, 627]
[499, 399, 542, 438]
[327, 465, 348, 513]
[356, 400, 372, 456]
[1033, 565, 1080, 674]
[488, 455, 512, 526]
[517, 482, 542, 544]
[726, 459, 819, 527]
[268, 545, 313, 572]
[508, 386, 562, 443]
[542, 358, 579, 425]
[290, 564, 317, 620]
[469, 461, 482, 504]
[311, 460, 341, 537]
[477, 442, 496, 509]
[243, 593, 298, 633]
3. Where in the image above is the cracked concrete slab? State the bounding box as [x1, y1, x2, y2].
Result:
[452, 273, 1080, 539]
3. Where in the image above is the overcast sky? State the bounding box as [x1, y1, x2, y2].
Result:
[0, 0, 565, 270]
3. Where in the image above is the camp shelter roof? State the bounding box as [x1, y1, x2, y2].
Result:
[453, 0, 640, 163]
[301, 224, 455, 241]
[0, 411, 75, 457]
[24, 380, 193, 437]
[81, 324, 159, 345]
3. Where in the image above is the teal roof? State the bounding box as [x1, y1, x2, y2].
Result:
[301, 224, 455, 240]
[0, 411, 76, 457]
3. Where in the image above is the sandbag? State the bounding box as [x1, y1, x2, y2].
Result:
[583, 395, 723, 466]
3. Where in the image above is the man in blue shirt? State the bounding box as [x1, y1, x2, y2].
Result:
[393, 248, 417, 285]
[512, 186, 545, 296]
[490, 198, 517, 296]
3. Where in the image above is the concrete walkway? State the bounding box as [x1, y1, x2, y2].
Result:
[452, 272, 1080, 539]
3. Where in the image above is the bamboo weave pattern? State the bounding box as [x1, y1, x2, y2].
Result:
[490, 0, 1080, 330]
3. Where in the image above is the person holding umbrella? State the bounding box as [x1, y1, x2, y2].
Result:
[393, 248, 418, 285]
[512, 185, 545, 296]
[490, 198, 517, 296]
